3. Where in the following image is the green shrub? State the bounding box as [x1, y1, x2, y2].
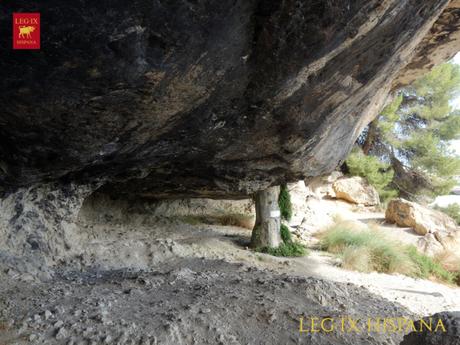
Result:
[434, 203, 460, 225]
[280, 224, 292, 243]
[318, 222, 456, 284]
[256, 224, 308, 257]
[406, 246, 456, 283]
[346, 149, 398, 203]
[259, 242, 308, 257]
[278, 185, 293, 221]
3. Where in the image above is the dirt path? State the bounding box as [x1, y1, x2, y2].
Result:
[188, 225, 460, 317]
[75, 218, 460, 318]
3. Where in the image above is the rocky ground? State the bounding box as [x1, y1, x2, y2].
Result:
[1, 206, 459, 345]
[0, 257, 413, 345]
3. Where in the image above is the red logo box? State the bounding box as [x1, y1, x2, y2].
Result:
[13, 13, 40, 50]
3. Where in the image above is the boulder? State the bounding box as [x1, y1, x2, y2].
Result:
[287, 177, 371, 246]
[417, 233, 445, 256]
[433, 229, 460, 252]
[286, 181, 315, 228]
[306, 171, 343, 199]
[286, 180, 334, 238]
[332, 177, 380, 206]
[385, 199, 458, 236]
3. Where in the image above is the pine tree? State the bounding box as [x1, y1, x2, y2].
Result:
[346, 148, 397, 203]
[353, 62, 460, 199]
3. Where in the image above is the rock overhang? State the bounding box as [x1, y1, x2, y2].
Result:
[0, 0, 458, 199]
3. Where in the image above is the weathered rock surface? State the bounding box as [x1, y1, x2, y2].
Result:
[0, 0, 457, 199]
[400, 312, 460, 345]
[0, 185, 255, 273]
[385, 199, 458, 235]
[333, 176, 380, 206]
[1, 0, 460, 278]
[394, 0, 460, 88]
[0, 258, 413, 345]
[285, 175, 344, 235]
[0, 182, 96, 276]
[81, 192, 255, 228]
[433, 229, 460, 253]
[417, 233, 446, 257]
[306, 171, 343, 199]
[285, 177, 378, 246]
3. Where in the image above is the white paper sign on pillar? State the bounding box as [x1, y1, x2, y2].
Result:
[270, 210, 281, 218]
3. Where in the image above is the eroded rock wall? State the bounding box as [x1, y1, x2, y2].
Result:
[0, 183, 95, 277]
[79, 192, 255, 228]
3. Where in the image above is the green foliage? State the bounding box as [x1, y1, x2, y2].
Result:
[256, 224, 308, 257]
[278, 185, 292, 221]
[355, 62, 460, 198]
[378, 94, 404, 147]
[346, 148, 398, 202]
[280, 224, 292, 243]
[435, 203, 460, 225]
[413, 63, 460, 109]
[259, 242, 308, 257]
[406, 246, 456, 283]
[318, 223, 456, 284]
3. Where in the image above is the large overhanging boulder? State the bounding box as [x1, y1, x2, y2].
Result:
[0, 0, 459, 200]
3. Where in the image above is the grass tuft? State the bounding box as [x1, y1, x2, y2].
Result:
[341, 246, 372, 272]
[317, 222, 457, 284]
[406, 246, 457, 283]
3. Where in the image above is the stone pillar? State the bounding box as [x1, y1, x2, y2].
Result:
[250, 186, 282, 248]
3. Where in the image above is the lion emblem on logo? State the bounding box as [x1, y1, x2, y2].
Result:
[18, 25, 36, 39]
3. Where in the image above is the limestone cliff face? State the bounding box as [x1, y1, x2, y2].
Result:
[0, 0, 458, 199]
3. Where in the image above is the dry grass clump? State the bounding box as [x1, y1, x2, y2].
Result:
[317, 222, 457, 284]
[341, 246, 372, 272]
[434, 250, 460, 285]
